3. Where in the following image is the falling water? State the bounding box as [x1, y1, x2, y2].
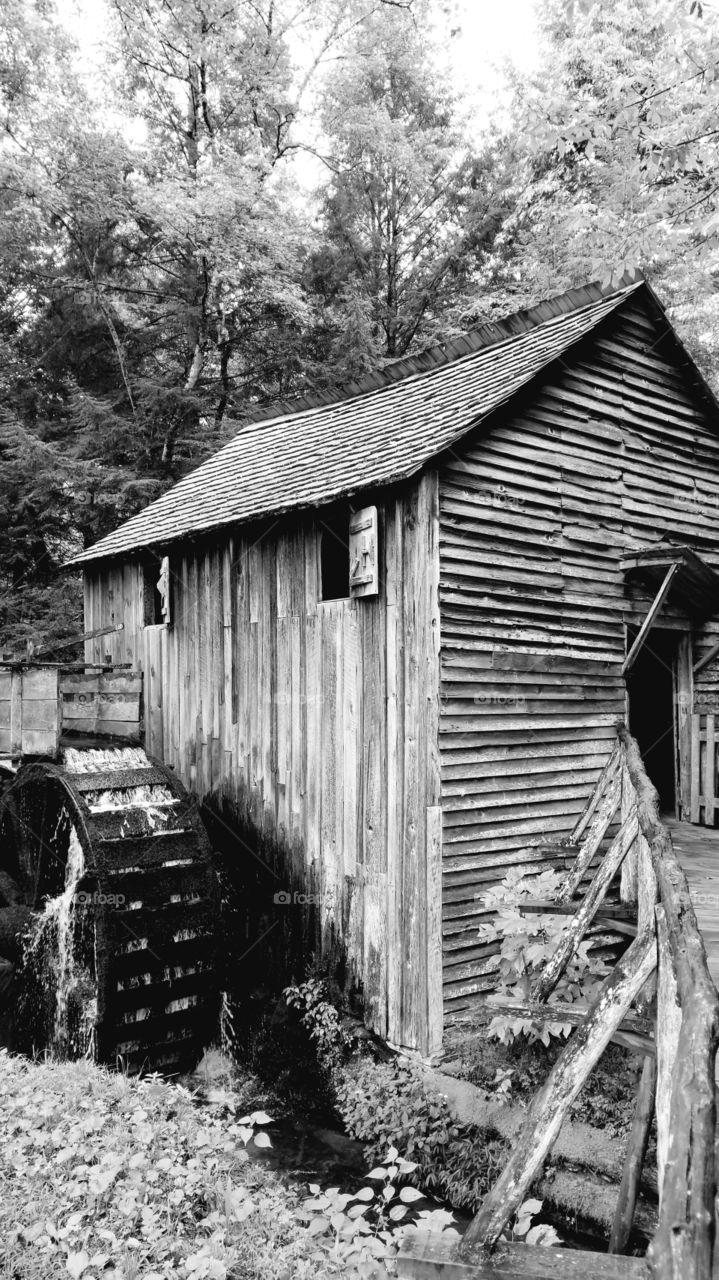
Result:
[20, 744, 213, 1068]
[24, 827, 96, 1058]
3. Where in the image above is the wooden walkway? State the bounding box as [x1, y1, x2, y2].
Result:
[665, 818, 719, 996]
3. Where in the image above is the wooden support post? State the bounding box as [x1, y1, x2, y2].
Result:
[704, 714, 716, 829]
[460, 930, 657, 1255]
[426, 804, 444, 1056]
[654, 905, 681, 1204]
[9, 669, 22, 756]
[690, 713, 701, 824]
[621, 563, 680, 677]
[532, 811, 639, 1004]
[676, 635, 693, 821]
[608, 1053, 657, 1256]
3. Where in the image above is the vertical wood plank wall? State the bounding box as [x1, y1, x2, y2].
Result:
[438, 297, 719, 1025]
[83, 473, 442, 1054]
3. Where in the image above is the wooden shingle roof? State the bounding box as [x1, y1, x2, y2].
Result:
[70, 276, 647, 566]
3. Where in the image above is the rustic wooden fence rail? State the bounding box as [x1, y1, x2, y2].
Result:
[398, 725, 719, 1280]
[690, 713, 719, 826]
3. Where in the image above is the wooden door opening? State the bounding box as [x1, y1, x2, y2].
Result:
[626, 627, 684, 814]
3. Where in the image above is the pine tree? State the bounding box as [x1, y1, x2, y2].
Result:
[307, 0, 511, 370]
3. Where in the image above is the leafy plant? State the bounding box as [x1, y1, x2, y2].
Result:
[0, 1050, 348, 1280]
[507, 1197, 562, 1248]
[490, 1067, 514, 1106]
[284, 977, 359, 1067]
[295, 1147, 459, 1278]
[335, 1057, 508, 1214]
[477, 867, 611, 1045]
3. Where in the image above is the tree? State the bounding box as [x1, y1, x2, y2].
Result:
[498, 0, 719, 378]
[307, 0, 512, 370]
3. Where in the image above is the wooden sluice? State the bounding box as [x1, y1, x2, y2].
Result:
[398, 726, 719, 1280]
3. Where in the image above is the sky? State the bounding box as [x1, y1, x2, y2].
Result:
[453, 0, 539, 89]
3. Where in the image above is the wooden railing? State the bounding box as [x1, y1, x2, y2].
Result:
[690, 712, 719, 825]
[621, 727, 719, 1279]
[399, 726, 719, 1280]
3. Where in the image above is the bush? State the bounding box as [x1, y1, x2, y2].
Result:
[477, 867, 611, 1045]
[334, 1056, 508, 1213]
[284, 978, 359, 1069]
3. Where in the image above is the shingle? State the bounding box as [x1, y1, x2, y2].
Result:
[69, 279, 643, 565]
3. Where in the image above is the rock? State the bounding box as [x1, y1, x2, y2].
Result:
[0, 905, 36, 961]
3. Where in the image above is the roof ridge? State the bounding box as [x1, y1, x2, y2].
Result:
[231, 272, 645, 431]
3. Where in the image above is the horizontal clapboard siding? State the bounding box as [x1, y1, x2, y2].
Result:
[438, 297, 719, 1022]
[83, 474, 442, 1054]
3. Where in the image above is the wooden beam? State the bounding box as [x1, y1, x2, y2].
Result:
[608, 1053, 657, 1255]
[559, 765, 621, 901]
[532, 811, 639, 1004]
[519, 901, 637, 936]
[460, 929, 657, 1254]
[483, 999, 654, 1056]
[398, 1231, 648, 1279]
[520, 900, 637, 920]
[570, 745, 621, 844]
[28, 622, 124, 659]
[621, 563, 680, 676]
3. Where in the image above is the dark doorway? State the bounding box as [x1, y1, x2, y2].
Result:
[626, 627, 678, 812]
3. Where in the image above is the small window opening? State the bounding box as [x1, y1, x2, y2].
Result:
[320, 507, 350, 601]
[143, 555, 171, 626]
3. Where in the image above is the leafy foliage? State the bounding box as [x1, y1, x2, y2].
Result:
[502, 0, 719, 385]
[296, 1148, 459, 1278]
[0, 1051, 347, 1280]
[335, 1055, 509, 1212]
[307, 1, 513, 370]
[6, 0, 719, 645]
[477, 867, 610, 1045]
[284, 977, 360, 1067]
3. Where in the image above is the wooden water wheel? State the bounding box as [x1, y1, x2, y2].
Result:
[0, 746, 220, 1074]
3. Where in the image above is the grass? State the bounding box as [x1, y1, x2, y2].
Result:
[0, 1049, 367, 1280]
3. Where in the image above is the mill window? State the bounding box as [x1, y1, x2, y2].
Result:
[143, 555, 171, 626]
[320, 508, 350, 601]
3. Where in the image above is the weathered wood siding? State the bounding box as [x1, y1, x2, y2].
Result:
[83, 473, 442, 1054]
[438, 296, 719, 1022]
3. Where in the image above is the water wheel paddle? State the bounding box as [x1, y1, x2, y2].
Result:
[0, 746, 220, 1074]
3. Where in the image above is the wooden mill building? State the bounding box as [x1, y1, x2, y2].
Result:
[70, 273, 719, 1057]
